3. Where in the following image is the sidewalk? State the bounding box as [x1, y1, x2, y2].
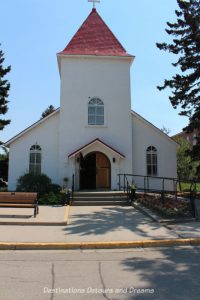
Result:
[0, 206, 68, 225]
[0, 204, 199, 249]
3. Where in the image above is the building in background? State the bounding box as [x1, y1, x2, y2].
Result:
[172, 129, 199, 148]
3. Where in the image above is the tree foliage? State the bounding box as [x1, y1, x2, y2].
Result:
[0, 146, 9, 181]
[0, 45, 11, 137]
[160, 126, 171, 135]
[41, 105, 55, 119]
[156, 0, 200, 159]
[175, 137, 200, 179]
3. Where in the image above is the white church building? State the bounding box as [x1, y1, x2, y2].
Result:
[5, 7, 178, 191]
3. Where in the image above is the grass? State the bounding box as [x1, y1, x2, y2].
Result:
[0, 187, 7, 192]
[178, 182, 200, 192]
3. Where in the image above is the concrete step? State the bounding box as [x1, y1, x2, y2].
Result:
[73, 191, 126, 198]
[72, 196, 127, 201]
[72, 191, 128, 206]
[72, 200, 130, 206]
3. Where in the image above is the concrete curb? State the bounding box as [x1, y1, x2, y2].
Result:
[0, 238, 200, 250]
[0, 221, 68, 226]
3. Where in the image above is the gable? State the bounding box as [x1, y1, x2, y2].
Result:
[131, 110, 179, 148]
[68, 138, 125, 158]
[5, 109, 60, 146]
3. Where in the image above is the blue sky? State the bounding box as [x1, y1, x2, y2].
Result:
[1, 0, 189, 143]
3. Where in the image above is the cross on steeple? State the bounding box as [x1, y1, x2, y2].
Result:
[88, 0, 100, 9]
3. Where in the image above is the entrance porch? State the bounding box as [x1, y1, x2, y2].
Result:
[68, 138, 125, 191]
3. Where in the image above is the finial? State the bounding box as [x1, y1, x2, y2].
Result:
[88, 0, 100, 9]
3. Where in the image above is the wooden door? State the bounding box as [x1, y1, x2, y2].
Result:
[96, 153, 110, 189]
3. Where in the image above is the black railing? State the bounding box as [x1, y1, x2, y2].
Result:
[190, 181, 197, 218]
[118, 173, 199, 216]
[118, 174, 179, 194]
[71, 174, 75, 200]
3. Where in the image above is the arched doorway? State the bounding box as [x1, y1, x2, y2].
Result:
[80, 152, 111, 190]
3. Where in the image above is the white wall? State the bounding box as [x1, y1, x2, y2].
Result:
[8, 112, 60, 190]
[132, 113, 178, 191]
[59, 55, 133, 189]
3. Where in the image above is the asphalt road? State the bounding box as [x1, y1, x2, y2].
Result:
[0, 247, 200, 300]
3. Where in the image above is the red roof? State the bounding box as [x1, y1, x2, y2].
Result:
[59, 9, 131, 57]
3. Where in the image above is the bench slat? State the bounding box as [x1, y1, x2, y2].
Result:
[0, 196, 36, 200]
[0, 192, 37, 197]
[0, 204, 35, 208]
[0, 200, 36, 204]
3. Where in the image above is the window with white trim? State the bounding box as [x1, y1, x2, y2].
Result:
[146, 146, 157, 176]
[193, 133, 197, 146]
[29, 145, 42, 174]
[88, 98, 104, 125]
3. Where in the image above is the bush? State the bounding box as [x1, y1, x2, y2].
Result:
[39, 192, 66, 206]
[16, 173, 52, 195]
[0, 187, 7, 192]
[0, 179, 7, 188]
[49, 183, 61, 193]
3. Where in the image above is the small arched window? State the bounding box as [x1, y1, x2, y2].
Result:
[29, 145, 42, 174]
[193, 133, 197, 146]
[146, 146, 157, 176]
[88, 98, 104, 125]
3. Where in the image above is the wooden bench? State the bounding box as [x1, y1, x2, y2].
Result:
[0, 192, 38, 218]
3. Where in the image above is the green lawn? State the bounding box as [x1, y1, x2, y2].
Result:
[178, 182, 200, 192]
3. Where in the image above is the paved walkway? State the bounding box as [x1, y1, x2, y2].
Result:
[0, 205, 179, 243]
[0, 204, 199, 245]
[65, 205, 179, 242]
[167, 223, 200, 238]
[0, 206, 68, 225]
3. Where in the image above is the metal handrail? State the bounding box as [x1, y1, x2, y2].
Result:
[118, 173, 199, 199]
[118, 173, 199, 217]
[71, 174, 75, 200]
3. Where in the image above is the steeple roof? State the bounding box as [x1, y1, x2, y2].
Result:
[59, 8, 132, 57]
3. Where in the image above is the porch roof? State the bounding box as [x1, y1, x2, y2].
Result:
[68, 138, 125, 158]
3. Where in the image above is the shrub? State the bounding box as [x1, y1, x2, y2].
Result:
[0, 187, 7, 192]
[49, 183, 61, 193]
[16, 173, 52, 195]
[0, 178, 7, 188]
[39, 192, 66, 206]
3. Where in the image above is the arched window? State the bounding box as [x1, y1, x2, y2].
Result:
[193, 133, 197, 146]
[88, 98, 104, 125]
[146, 146, 157, 176]
[29, 145, 42, 174]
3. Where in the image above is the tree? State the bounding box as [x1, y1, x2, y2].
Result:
[161, 126, 171, 135]
[174, 137, 200, 179]
[156, 0, 200, 159]
[41, 105, 55, 119]
[0, 146, 9, 181]
[0, 44, 11, 139]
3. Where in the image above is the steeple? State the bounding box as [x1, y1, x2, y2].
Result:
[58, 9, 132, 57]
